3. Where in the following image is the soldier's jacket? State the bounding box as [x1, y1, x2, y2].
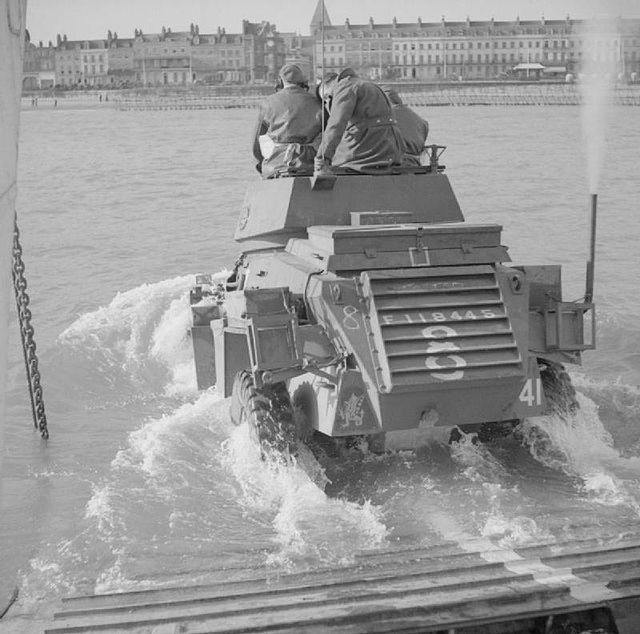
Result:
[320, 75, 403, 172]
[252, 86, 323, 178]
[392, 104, 429, 166]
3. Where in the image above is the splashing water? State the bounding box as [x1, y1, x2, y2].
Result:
[57, 276, 196, 398]
[519, 392, 640, 516]
[221, 424, 388, 569]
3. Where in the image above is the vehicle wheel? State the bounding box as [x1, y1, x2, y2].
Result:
[540, 359, 579, 417]
[230, 371, 297, 456]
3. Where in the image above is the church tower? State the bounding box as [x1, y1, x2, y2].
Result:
[310, 0, 332, 34]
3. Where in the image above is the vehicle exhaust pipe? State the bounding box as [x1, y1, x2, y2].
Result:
[585, 193, 597, 303]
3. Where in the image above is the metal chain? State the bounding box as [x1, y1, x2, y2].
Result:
[12, 212, 49, 439]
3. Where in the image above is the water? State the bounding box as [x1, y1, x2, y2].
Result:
[1, 105, 639, 630]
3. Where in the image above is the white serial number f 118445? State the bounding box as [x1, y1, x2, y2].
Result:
[382, 308, 501, 326]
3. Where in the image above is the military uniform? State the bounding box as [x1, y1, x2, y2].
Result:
[385, 89, 429, 167]
[318, 70, 403, 173]
[252, 68, 323, 179]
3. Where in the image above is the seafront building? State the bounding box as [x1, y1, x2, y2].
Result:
[311, 6, 640, 82]
[21, 1, 640, 89]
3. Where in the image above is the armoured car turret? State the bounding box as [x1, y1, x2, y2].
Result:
[190, 148, 594, 452]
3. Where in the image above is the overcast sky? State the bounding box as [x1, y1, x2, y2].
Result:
[26, 0, 640, 44]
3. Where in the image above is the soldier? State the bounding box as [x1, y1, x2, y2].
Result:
[252, 64, 323, 178]
[315, 68, 403, 174]
[384, 88, 429, 167]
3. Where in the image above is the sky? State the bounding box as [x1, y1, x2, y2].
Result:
[26, 0, 640, 44]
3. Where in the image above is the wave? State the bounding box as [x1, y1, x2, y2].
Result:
[55, 275, 202, 403]
[221, 423, 388, 570]
[519, 390, 640, 516]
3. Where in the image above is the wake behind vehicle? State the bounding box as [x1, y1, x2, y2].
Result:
[189, 147, 595, 453]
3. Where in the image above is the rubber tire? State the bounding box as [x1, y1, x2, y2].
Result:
[231, 371, 297, 455]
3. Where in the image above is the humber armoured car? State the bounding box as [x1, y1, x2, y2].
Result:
[189, 148, 595, 453]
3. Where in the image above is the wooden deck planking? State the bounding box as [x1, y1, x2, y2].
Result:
[45, 537, 640, 634]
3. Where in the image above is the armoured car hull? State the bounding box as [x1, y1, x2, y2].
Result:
[190, 154, 594, 451]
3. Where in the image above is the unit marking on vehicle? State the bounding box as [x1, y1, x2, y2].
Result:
[381, 309, 501, 326]
[342, 305, 360, 330]
[519, 377, 543, 407]
[422, 325, 466, 381]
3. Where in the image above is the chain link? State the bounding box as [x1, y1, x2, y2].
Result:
[12, 212, 49, 439]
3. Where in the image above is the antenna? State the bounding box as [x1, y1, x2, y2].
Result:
[320, 0, 326, 149]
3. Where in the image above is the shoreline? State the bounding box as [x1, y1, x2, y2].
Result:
[21, 82, 640, 111]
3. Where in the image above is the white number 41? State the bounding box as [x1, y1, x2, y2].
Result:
[519, 378, 543, 407]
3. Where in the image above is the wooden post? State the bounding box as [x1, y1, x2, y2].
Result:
[0, 0, 27, 466]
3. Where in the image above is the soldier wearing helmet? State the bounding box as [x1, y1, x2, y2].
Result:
[252, 64, 323, 178]
[383, 88, 429, 167]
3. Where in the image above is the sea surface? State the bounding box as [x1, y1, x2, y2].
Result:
[1, 104, 639, 631]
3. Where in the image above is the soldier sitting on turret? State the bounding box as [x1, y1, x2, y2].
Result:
[314, 68, 403, 174]
[252, 64, 323, 179]
[383, 88, 429, 167]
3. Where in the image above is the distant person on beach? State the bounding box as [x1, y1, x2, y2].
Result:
[252, 64, 323, 178]
[383, 88, 429, 167]
[315, 68, 403, 174]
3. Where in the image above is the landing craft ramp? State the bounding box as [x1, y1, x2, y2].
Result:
[46, 536, 640, 633]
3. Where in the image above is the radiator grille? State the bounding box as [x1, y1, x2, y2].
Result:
[364, 267, 522, 390]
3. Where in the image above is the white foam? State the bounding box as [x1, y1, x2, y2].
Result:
[58, 275, 199, 395]
[450, 430, 509, 483]
[84, 483, 120, 535]
[520, 392, 640, 515]
[221, 423, 388, 568]
[112, 390, 226, 480]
